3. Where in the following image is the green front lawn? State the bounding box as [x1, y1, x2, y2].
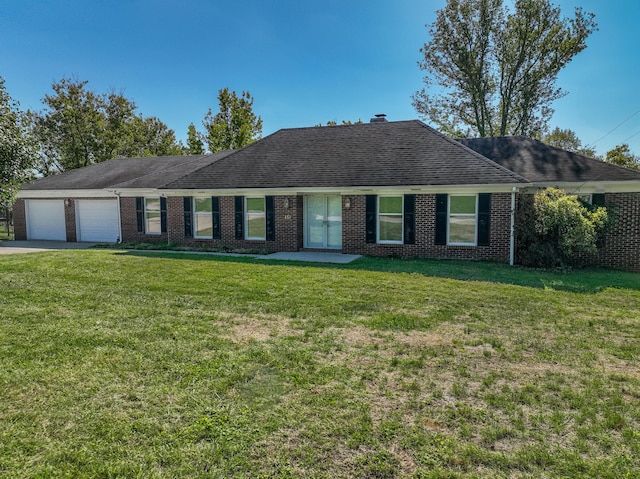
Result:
[1, 251, 638, 478]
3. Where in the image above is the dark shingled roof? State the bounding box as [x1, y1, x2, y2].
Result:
[21, 152, 234, 190]
[165, 121, 527, 189]
[458, 136, 640, 183]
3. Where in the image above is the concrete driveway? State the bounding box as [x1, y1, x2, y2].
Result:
[0, 240, 97, 254]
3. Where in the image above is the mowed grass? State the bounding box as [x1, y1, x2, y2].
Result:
[0, 250, 638, 478]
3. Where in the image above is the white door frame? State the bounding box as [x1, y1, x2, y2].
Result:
[304, 195, 342, 249]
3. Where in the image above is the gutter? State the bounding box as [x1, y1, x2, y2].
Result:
[509, 187, 517, 266]
[112, 190, 122, 244]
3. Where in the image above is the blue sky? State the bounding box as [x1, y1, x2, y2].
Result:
[1, 0, 639, 156]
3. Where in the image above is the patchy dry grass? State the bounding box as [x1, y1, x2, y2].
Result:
[0, 250, 638, 478]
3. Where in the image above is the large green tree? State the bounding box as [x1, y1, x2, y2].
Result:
[203, 88, 262, 152]
[542, 127, 598, 158]
[186, 123, 205, 155]
[0, 77, 35, 208]
[30, 78, 183, 175]
[413, 0, 597, 138]
[604, 144, 640, 171]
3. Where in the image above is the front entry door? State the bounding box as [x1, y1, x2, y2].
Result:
[305, 195, 342, 249]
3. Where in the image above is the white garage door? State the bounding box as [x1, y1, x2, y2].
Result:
[26, 200, 66, 241]
[76, 199, 120, 242]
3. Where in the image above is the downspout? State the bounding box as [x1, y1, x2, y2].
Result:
[113, 191, 122, 244]
[509, 187, 517, 266]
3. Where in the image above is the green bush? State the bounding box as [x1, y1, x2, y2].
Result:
[517, 188, 610, 268]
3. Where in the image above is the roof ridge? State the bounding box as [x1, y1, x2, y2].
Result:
[416, 123, 529, 184]
[157, 151, 236, 189]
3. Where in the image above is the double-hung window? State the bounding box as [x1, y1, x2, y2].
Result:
[193, 197, 213, 238]
[144, 197, 162, 234]
[378, 196, 403, 243]
[448, 195, 477, 245]
[245, 197, 266, 240]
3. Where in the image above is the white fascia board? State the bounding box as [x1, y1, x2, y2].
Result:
[17, 189, 119, 199]
[159, 183, 525, 197]
[526, 181, 640, 194]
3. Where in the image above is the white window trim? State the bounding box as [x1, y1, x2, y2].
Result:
[447, 194, 478, 246]
[576, 193, 593, 204]
[244, 196, 266, 241]
[377, 195, 404, 245]
[144, 197, 161, 235]
[193, 197, 213, 239]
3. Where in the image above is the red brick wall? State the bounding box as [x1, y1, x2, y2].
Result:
[64, 199, 77, 242]
[13, 199, 26, 240]
[342, 193, 512, 263]
[593, 193, 640, 272]
[120, 196, 168, 244]
[166, 195, 302, 252]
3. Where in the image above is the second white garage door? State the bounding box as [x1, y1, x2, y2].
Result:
[76, 199, 120, 242]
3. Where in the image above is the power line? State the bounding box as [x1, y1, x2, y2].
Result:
[585, 108, 640, 148]
[620, 127, 640, 145]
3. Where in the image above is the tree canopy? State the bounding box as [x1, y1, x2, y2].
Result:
[542, 127, 598, 158]
[186, 123, 205, 155]
[0, 77, 35, 208]
[203, 88, 262, 152]
[413, 0, 597, 138]
[30, 78, 183, 175]
[604, 144, 640, 171]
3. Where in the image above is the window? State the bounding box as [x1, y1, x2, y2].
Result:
[245, 197, 266, 240]
[378, 196, 403, 243]
[144, 197, 162, 234]
[448, 195, 477, 245]
[193, 197, 213, 238]
[576, 193, 592, 204]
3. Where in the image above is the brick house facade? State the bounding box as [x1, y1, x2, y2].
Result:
[13, 120, 640, 271]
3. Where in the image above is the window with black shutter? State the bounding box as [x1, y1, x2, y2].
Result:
[160, 197, 167, 233]
[365, 195, 377, 243]
[212, 196, 221, 239]
[435, 194, 447, 245]
[404, 194, 415, 245]
[136, 197, 144, 232]
[477, 193, 491, 246]
[235, 196, 244, 240]
[265, 196, 275, 241]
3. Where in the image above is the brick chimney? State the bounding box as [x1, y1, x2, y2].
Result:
[370, 113, 388, 123]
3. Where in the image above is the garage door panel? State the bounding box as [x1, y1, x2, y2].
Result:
[26, 200, 66, 241]
[77, 200, 120, 242]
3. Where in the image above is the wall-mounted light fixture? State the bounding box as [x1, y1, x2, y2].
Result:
[344, 197, 351, 209]
[283, 198, 290, 209]
[64, 198, 71, 207]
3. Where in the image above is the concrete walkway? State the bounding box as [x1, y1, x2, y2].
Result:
[0, 240, 97, 254]
[0, 240, 362, 264]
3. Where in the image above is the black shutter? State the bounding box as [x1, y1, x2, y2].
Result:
[591, 193, 605, 207]
[477, 193, 491, 246]
[435, 194, 448, 245]
[136, 197, 144, 232]
[235, 196, 244, 240]
[160, 197, 167, 233]
[265, 196, 275, 241]
[365, 195, 377, 243]
[183, 197, 193, 238]
[212, 196, 221, 239]
[404, 194, 415, 245]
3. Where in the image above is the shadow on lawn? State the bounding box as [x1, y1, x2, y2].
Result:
[116, 250, 640, 295]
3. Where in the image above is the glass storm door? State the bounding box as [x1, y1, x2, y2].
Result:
[305, 195, 342, 249]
